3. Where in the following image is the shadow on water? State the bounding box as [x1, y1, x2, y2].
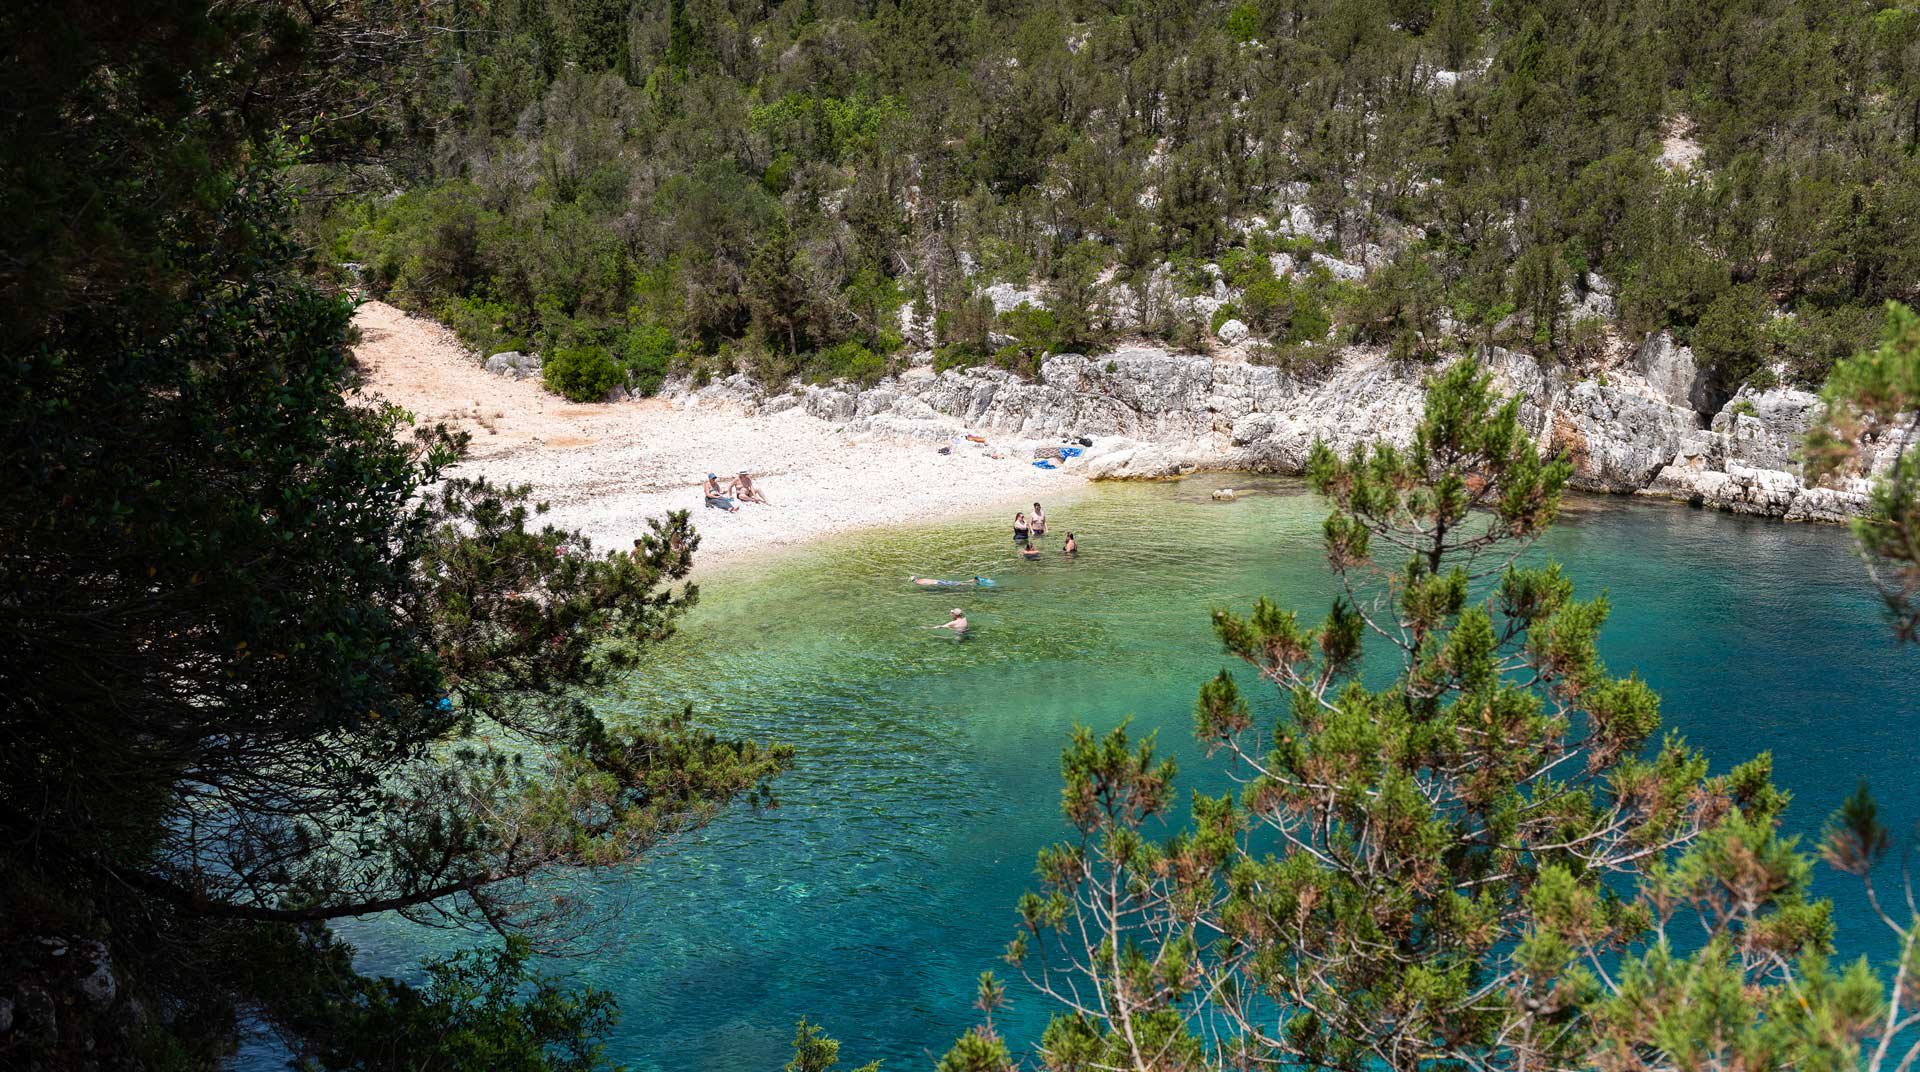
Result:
[330, 477, 1920, 1072]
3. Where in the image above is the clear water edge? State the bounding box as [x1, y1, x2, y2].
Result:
[316, 476, 1920, 1072]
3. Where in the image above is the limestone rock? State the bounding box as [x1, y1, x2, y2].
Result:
[653, 338, 1870, 520]
[1551, 381, 1701, 492]
[1216, 318, 1249, 345]
[483, 351, 541, 380]
[1632, 332, 1712, 415]
[982, 281, 1044, 314]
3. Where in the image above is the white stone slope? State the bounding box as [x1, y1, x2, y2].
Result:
[349, 301, 1090, 569]
[671, 334, 1895, 522]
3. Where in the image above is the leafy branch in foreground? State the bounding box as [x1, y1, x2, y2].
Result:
[954, 361, 1912, 1072]
[0, 5, 788, 1064]
[1807, 300, 1920, 642]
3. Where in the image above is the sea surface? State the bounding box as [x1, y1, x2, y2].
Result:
[336, 477, 1920, 1071]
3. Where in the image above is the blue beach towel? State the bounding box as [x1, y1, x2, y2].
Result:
[1032, 459, 1056, 469]
[1059, 446, 1083, 459]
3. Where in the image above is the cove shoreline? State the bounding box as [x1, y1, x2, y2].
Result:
[348, 301, 1865, 585]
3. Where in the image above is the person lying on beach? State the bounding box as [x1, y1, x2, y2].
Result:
[1020, 540, 1040, 559]
[1062, 532, 1077, 555]
[703, 473, 739, 512]
[733, 471, 769, 504]
[929, 608, 968, 633]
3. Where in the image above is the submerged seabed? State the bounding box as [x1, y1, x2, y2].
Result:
[335, 477, 1920, 1072]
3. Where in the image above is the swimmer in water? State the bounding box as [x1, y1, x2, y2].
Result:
[910, 575, 987, 588]
[929, 608, 968, 633]
[1062, 532, 1077, 555]
[1020, 539, 1040, 559]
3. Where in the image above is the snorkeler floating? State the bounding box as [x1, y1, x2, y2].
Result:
[909, 575, 995, 588]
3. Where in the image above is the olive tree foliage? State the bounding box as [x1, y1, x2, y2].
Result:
[1808, 301, 1920, 642]
[951, 362, 1909, 1072]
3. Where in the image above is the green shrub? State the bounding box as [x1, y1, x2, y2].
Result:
[622, 323, 676, 396]
[1691, 284, 1769, 389]
[933, 345, 988, 373]
[810, 341, 886, 386]
[438, 295, 524, 357]
[1252, 341, 1342, 380]
[1209, 303, 1242, 334]
[1220, 247, 1272, 288]
[542, 345, 625, 402]
[999, 302, 1060, 352]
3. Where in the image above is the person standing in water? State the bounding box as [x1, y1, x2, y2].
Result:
[1062, 532, 1077, 555]
[931, 608, 968, 634]
[1013, 511, 1029, 542]
[1030, 502, 1046, 535]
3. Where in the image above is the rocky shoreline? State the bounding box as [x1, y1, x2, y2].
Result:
[667, 335, 1892, 523]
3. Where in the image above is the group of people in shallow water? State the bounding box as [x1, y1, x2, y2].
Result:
[1014, 502, 1076, 558]
[917, 501, 1079, 636]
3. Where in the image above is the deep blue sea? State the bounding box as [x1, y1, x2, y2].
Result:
[325, 477, 1920, 1071]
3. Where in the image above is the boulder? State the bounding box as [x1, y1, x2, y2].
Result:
[1309, 253, 1366, 282]
[483, 351, 541, 380]
[982, 281, 1044, 314]
[1216, 318, 1250, 345]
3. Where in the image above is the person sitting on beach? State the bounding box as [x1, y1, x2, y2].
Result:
[1020, 539, 1040, 559]
[1062, 532, 1077, 555]
[1030, 502, 1046, 535]
[1013, 511, 1029, 541]
[734, 471, 770, 504]
[932, 608, 968, 633]
[703, 473, 739, 512]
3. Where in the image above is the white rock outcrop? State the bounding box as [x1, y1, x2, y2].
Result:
[484, 351, 541, 380]
[671, 345, 1872, 518]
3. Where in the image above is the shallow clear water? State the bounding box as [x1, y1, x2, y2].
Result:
[342, 477, 1920, 1070]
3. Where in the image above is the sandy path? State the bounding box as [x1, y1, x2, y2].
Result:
[350, 302, 1088, 567]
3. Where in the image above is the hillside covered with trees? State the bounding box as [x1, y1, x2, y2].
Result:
[316, 0, 1920, 402]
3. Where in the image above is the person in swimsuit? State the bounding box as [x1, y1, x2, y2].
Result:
[911, 575, 985, 588]
[734, 471, 769, 504]
[1062, 532, 1077, 555]
[1020, 540, 1040, 559]
[931, 608, 968, 634]
[1030, 502, 1046, 535]
[1013, 511, 1029, 541]
[703, 473, 739, 512]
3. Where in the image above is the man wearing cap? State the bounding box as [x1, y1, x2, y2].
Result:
[931, 608, 968, 634]
[703, 473, 739, 512]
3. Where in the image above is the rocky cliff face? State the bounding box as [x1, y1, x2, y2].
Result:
[670, 337, 1892, 521]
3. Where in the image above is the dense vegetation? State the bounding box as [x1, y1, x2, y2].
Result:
[1, 2, 792, 1066]
[8, 0, 1920, 1068]
[314, 0, 1920, 399]
[949, 365, 1920, 1072]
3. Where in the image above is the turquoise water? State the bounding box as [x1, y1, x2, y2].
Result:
[343, 477, 1920, 1070]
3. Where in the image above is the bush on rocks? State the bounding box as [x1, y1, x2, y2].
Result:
[542, 345, 625, 402]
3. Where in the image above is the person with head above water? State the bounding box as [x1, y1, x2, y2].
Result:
[1062, 532, 1077, 555]
[1021, 539, 1040, 559]
[931, 608, 968, 633]
[1030, 501, 1046, 535]
[1013, 511, 1029, 541]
